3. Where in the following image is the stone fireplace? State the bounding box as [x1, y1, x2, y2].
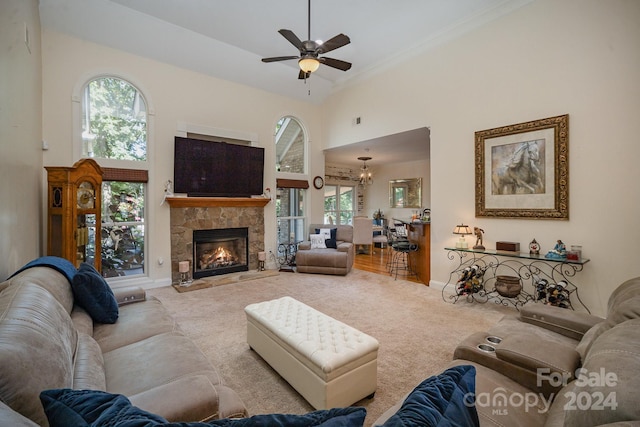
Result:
[193, 227, 248, 278]
[167, 197, 268, 284]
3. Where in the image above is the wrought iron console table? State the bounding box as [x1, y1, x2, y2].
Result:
[442, 247, 590, 312]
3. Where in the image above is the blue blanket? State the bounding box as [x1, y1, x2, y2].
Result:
[9, 256, 77, 284]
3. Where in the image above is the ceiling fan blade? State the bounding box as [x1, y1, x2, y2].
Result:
[278, 29, 304, 51]
[318, 33, 350, 54]
[298, 70, 311, 80]
[320, 57, 352, 71]
[262, 56, 299, 63]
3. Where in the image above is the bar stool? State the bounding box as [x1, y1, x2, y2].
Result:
[389, 223, 417, 280]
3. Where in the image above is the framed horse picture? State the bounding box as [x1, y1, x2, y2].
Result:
[475, 114, 569, 219]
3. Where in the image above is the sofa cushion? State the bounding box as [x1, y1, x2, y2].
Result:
[379, 365, 479, 427]
[555, 318, 640, 426]
[40, 388, 367, 427]
[0, 402, 39, 427]
[576, 295, 640, 360]
[93, 296, 177, 353]
[448, 360, 550, 426]
[72, 263, 119, 324]
[103, 332, 230, 421]
[73, 333, 106, 391]
[71, 306, 94, 336]
[0, 282, 78, 425]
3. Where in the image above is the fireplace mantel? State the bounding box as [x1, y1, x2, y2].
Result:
[165, 196, 270, 208]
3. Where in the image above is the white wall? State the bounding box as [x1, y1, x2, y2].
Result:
[41, 31, 324, 286]
[0, 0, 43, 280]
[322, 0, 640, 316]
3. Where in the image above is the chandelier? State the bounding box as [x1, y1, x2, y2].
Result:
[358, 156, 373, 186]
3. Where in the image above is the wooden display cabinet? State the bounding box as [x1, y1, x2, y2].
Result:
[46, 158, 103, 272]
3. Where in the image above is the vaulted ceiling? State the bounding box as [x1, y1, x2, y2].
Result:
[39, 0, 533, 104]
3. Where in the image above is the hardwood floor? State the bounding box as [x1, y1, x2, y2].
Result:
[353, 245, 422, 283]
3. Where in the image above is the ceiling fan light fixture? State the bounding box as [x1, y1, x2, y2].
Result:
[299, 57, 320, 73]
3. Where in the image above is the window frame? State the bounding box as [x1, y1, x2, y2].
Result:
[275, 115, 308, 176]
[323, 184, 356, 225]
[72, 73, 154, 169]
[274, 115, 309, 255]
[73, 73, 153, 282]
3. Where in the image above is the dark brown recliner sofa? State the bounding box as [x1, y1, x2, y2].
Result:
[0, 262, 247, 426]
[295, 224, 354, 275]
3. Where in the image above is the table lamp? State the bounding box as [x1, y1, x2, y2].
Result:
[453, 224, 472, 249]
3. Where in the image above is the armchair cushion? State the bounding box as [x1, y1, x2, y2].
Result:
[71, 263, 118, 324]
[337, 242, 351, 252]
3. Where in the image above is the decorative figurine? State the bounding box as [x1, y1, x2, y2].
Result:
[164, 179, 173, 196]
[545, 239, 567, 260]
[529, 238, 540, 255]
[473, 227, 485, 250]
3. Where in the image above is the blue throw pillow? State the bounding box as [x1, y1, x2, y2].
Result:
[381, 365, 479, 427]
[40, 389, 168, 427]
[40, 389, 367, 427]
[71, 262, 119, 324]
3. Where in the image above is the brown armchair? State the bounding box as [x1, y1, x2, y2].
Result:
[296, 224, 354, 275]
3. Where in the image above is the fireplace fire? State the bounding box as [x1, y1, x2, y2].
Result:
[193, 228, 249, 279]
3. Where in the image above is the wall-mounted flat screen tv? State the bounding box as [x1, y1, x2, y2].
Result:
[174, 137, 264, 197]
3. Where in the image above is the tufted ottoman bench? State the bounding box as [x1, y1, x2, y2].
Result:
[244, 296, 379, 409]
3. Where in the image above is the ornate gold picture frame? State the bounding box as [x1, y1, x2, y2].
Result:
[475, 114, 569, 219]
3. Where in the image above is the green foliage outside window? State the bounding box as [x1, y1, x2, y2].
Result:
[101, 181, 145, 277]
[324, 186, 354, 225]
[83, 77, 147, 161]
[83, 75, 148, 277]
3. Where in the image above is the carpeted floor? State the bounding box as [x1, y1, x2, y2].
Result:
[148, 268, 514, 426]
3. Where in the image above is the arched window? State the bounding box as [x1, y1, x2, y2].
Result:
[275, 116, 305, 174]
[81, 76, 148, 279]
[275, 116, 308, 256]
[82, 77, 147, 161]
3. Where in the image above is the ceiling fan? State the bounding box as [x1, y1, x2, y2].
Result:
[261, 0, 352, 80]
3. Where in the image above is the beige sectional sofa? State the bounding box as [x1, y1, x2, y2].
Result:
[373, 277, 640, 426]
[6, 255, 638, 427]
[295, 224, 355, 275]
[0, 262, 247, 426]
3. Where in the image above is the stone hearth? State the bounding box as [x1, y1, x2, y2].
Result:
[169, 198, 266, 284]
